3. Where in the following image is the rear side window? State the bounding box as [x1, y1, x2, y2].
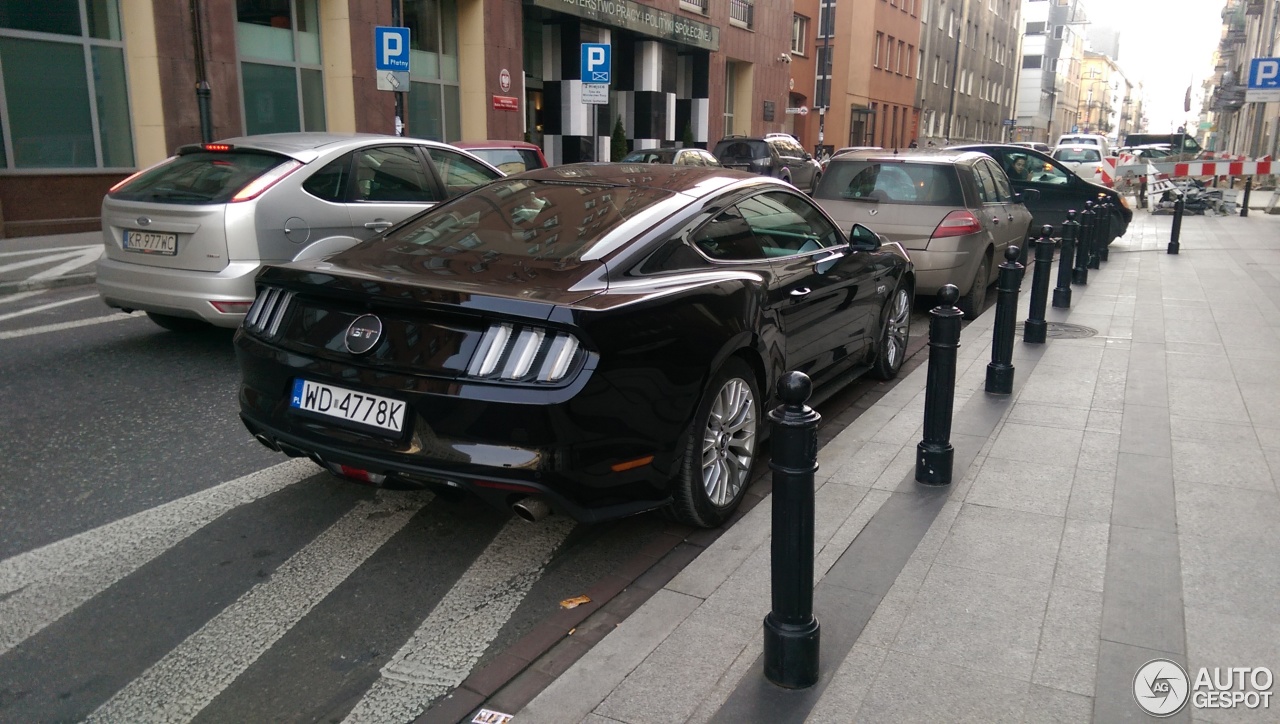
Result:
[302, 154, 352, 202]
[815, 161, 963, 206]
[468, 148, 544, 174]
[110, 151, 287, 204]
[426, 148, 501, 198]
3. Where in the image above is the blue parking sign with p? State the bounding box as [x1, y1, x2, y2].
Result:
[1250, 57, 1280, 88]
[582, 43, 610, 84]
[375, 27, 410, 72]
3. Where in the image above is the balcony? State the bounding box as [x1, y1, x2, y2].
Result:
[1246, 0, 1265, 15]
[679, 0, 708, 14]
[729, 0, 754, 29]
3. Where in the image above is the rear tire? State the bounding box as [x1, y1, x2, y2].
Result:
[146, 312, 209, 333]
[669, 358, 760, 528]
[957, 252, 991, 320]
[872, 283, 912, 380]
[810, 172, 822, 195]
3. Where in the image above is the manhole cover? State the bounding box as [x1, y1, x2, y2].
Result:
[1014, 321, 1098, 339]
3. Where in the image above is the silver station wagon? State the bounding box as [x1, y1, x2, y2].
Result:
[96, 133, 502, 331]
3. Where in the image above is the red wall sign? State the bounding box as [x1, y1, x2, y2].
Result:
[493, 95, 519, 111]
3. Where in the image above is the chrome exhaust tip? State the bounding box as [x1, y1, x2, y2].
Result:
[512, 496, 553, 522]
[253, 434, 280, 451]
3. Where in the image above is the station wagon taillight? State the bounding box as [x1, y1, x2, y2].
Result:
[930, 210, 983, 240]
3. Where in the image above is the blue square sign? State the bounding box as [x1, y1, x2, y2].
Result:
[1249, 57, 1279, 89]
[375, 27, 410, 72]
[582, 43, 610, 84]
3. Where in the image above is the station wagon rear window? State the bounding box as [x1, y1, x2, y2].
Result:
[110, 151, 290, 204]
[370, 178, 674, 262]
[814, 161, 964, 206]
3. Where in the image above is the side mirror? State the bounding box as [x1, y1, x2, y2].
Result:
[803, 152, 813, 160]
[849, 223, 882, 250]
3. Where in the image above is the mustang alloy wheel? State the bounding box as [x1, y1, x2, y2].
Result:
[873, 284, 912, 380]
[671, 358, 759, 528]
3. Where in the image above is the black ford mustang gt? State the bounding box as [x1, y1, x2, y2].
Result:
[236, 164, 914, 528]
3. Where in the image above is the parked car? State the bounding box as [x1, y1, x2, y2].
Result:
[1054, 133, 1112, 157]
[620, 147, 721, 166]
[1012, 141, 1052, 154]
[948, 143, 1132, 244]
[1116, 144, 1173, 161]
[1052, 144, 1106, 185]
[236, 164, 913, 527]
[813, 149, 1033, 319]
[452, 140, 548, 174]
[97, 133, 503, 331]
[713, 134, 823, 192]
[1122, 132, 1202, 159]
[821, 146, 883, 172]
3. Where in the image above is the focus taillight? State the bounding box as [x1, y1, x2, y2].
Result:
[930, 210, 983, 240]
[108, 156, 177, 194]
[230, 159, 303, 202]
[467, 323, 582, 383]
[203, 143, 234, 152]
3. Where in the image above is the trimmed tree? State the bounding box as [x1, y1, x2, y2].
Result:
[682, 121, 696, 148]
[611, 116, 628, 161]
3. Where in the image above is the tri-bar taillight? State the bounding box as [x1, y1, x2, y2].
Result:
[467, 322, 582, 383]
[243, 287, 294, 338]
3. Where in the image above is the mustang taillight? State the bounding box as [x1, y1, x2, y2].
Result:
[467, 323, 582, 383]
[243, 287, 294, 337]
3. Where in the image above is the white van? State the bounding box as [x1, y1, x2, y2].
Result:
[1055, 134, 1112, 157]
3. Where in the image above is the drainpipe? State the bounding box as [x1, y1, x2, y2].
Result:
[191, 0, 212, 143]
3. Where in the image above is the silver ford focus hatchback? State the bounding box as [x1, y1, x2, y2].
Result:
[96, 133, 503, 331]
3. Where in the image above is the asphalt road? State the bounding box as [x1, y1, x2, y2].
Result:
[0, 283, 936, 722]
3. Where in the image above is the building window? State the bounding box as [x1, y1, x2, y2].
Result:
[679, 0, 709, 14]
[897, 40, 905, 74]
[818, 0, 836, 38]
[917, 48, 923, 78]
[729, 0, 754, 29]
[815, 45, 832, 109]
[724, 60, 737, 134]
[0, 0, 133, 169]
[948, 11, 955, 37]
[405, 0, 462, 142]
[792, 15, 808, 55]
[933, 54, 940, 83]
[944, 61, 950, 87]
[921, 0, 929, 24]
[237, 0, 325, 136]
[1022, 55, 1043, 69]
[874, 32, 883, 67]
[1053, 25, 1067, 39]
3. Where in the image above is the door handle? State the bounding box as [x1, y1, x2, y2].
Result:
[991, 216, 1000, 225]
[364, 219, 393, 231]
[813, 250, 845, 265]
[790, 287, 812, 297]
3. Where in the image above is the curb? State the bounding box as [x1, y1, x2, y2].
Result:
[0, 273, 96, 296]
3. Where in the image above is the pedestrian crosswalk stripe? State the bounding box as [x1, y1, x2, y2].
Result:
[0, 313, 136, 340]
[84, 491, 432, 724]
[343, 516, 575, 723]
[0, 294, 99, 323]
[0, 459, 316, 657]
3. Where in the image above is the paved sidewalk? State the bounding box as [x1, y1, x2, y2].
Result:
[501, 209, 1280, 723]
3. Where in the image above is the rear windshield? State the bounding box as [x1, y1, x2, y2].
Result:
[622, 150, 677, 163]
[368, 178, 673, 263]
[110, 151, 288, 204]
[814, 161, 963, 206]
[1059, 136, 1100, 146]
[715, 140, 769, 162]
[466, 148, 544, 174]
[1054, 148, 1101, 163]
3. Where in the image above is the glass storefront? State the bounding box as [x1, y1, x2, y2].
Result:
[0, 0, 133, 169]
[236, 0, 325, 135]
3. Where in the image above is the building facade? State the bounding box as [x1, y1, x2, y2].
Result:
[0, 0, 790, 237]
[915, 0, 1022, 146]
[1206, 0, 1279, 158]
[1075, 50, 1126, 142]
[1014, 0, 1087, 144]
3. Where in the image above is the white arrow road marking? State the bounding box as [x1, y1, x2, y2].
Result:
[85, 490, 432, 724]
[343, 516, 576, 724]
[0, 294, 99, 323]
[0, 248, 95, 274]
[0, 313, 136, 340]
[0, 459, 317, 657]
[28, 246, 102, 280]
[0, 244, 99, 259]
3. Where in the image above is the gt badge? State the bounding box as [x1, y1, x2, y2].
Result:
[344, 314, 383, 355]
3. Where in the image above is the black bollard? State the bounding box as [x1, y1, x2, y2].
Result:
[1075, 202, 1094, 284]
[1024, 225, 1054, 344]
[763, 371, 821, 689]
[1168, 196, 1184, 254]
[916, 284, 962, 486]
[1086, 200, 1102, 270]
[1054, 210, 1078, 308]
[986, 246, 1023, 394]
[1097, 197, 1111, 262]
[1241, 177, 1252, 217]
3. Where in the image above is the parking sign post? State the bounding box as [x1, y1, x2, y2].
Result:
[375, 23, 411, 135]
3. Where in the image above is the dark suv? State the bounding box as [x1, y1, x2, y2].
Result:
[713, 134, 823, 193]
